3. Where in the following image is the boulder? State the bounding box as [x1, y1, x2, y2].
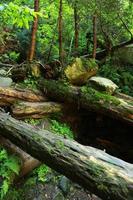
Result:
[0, 77, 13, 87]
[88, 76, 118, 94]
[115, 44, 133, 65]
[0, 69, 7, 76]
[65, 58, 98, 85]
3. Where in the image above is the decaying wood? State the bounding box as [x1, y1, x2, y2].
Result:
[0, 112, 133, 200]
[0, 87, 47, 106]
[41, 79, 133, 125]
[12, 101, 63, 119]
[0, 136, 40, 177]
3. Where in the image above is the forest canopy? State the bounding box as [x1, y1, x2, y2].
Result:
[0, 0, 133, 62]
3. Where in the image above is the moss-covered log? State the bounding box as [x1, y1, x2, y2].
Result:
[12, 101, 63, 119]
[0, 112, 133, 200]
[41, 79, 133, 124]
[0, 87, 47, 106]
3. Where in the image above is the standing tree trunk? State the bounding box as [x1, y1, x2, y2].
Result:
[28, 0, 40, 61]
[58, 0, 63, 64]
[92, 13, 97, 59]
[74, 1, 79, 52]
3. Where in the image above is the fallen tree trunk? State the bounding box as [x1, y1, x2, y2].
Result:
[41, 79, 133, 125]
[82, 38, 133, 60]
[0, 136, 40, 177]
[0, 87, 47, 106]
[12, 101, 63, 119]
[0, 112, 133, 200]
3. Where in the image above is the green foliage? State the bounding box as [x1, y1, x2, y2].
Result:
[0, 52, 20, 63]
[0, 147, 20, 199]
[8, 51, 20, 62]
[51, 120, 74, 139]
[0, 2, 41, 29]
[33, 164, 50, 183]
[99, 64, 133, 96]
[24, 118, 41, 126]
[18, 75, 39, 90]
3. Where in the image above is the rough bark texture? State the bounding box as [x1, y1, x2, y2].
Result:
[28, 0, 39, 61]
[0, 87, 47, 106]
[0, 112, 133, 200]
[12, 101, 63, 119]
[41, 79, 133, 124]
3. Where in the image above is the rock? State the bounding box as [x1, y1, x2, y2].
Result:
[115, 44, 133, 65]
[0, 69, 7, 76]
[0, 77, 13, 87]
[88, 76, 118, 94]
[58, 176, 71, 195]
[65, 58, 98, 85]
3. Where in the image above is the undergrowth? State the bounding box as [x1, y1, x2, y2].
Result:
[4, 164, 50, 200]
[99, 64, 133, 96]
[0, 147, 20, 199]
[51, 119, 74, 139]
[17, 75, 39, 90]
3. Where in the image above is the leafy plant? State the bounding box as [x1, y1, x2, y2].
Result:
[51, 120, 74, 139]
[18, 75, 39, 90]
[0, 147, 20, 199]
[8, 51, 20, 62]
[33, 164, 49, 183]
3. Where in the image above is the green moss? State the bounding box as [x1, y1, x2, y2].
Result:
[86, 160, 130, 197]
[81, 86, 120, 106]
[55, 141, 65, 150]
[82, 58, 98, 70]
[32, 134, 42, 143]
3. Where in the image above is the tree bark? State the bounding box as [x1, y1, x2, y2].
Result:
[0, 87, 47, 106]
[58, 0, 63, 64]
[0, 112, 133, 200]
[12, 101, 63, 119]
[41, 79, 133, 125]
[28, 0, 40, 61]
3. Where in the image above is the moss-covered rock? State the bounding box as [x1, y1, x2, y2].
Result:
[65, 58, 98, 85]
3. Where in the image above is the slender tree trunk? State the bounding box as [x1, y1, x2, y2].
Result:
[58, 0, 63, 64]
[74, 1, 79, 51]
[28, 0, 40, 61]
[92, 14, 97, 59]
